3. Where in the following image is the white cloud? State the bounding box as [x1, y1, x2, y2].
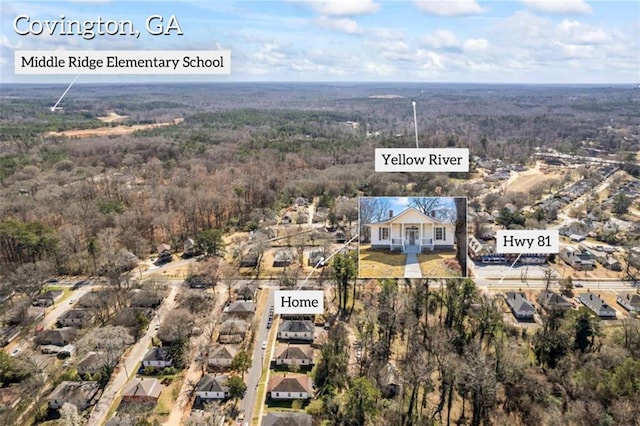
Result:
[314, 16, 361, 34]
[414, 0, 483, 16]
[371, 28, 405, 40]
[464, 38, 489, 52]
[521, 0, 592, 14]
[558, 20, 609, 44]
[555, 42, 595, 58]
[364, 61, 395, 75]
[302, 0, 380, 16]
[291, 58, 324, 72]
[422, 30, 460, 49]
[253, 43, 289, 66]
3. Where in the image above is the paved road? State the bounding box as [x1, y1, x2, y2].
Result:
[41, 285, 96, 329]
[3, 284, 96, 355]
[240, 287, 275, 425]
[87, 280, 181, 426]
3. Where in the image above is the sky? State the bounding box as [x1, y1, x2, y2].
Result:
[1, 0, 639, 84]
[364, 197, 458, 223]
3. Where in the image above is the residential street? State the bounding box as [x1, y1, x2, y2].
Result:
[240, 285, 276, 425]
[87, 280, 181, 426]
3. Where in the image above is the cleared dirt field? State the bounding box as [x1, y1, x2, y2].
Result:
[97, 111, 129, 123]
[46, 117, 184, 138]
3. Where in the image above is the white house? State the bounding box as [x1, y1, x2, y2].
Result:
[277, 320, 314, 341]
[207, 345, 237, 369]
[367, 207, 455, 253]
[617, 292, 640, 312]
[267, 374, 313, 400]
[196, 374, 229, 400]
[273, 344, 314, 366]
[142, 347, 173, 368]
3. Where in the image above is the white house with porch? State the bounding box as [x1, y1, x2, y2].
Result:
[367, 207, 455, 253]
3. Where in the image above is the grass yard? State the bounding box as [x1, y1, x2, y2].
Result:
[358, 245, 407, 278]
[416, 252, 462, 278]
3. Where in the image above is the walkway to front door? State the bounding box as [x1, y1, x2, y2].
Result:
[404, 253, 422, 278]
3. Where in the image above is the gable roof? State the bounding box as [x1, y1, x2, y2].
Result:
[37, 328, 77, 346]
[261, 412, 313, 426]
[143, 347, 173, 363]
[278, 320, 314, 334]
[122, 378, 164, 399]
[209, 345, 237, 360]
[579, 293, 617, 317]
[197, 374, 229, 393]
[77, 351, 106, 370]
[367, 206, 449, 226]
[505, 292, 535, 314]
[267, 375, 312, 394]
[617, 292, 640, 308]
[540, 291, 572, 310]
[274, 344, 314, 361]
[157, 243, 171, 254]
[48, 381, 100, 408]
[219, 319, 249, 335]
[225, 301, 256, 314]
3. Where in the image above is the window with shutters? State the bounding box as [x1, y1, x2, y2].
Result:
[379, 227, 389, 240]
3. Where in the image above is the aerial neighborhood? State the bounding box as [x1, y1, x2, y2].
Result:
[2, 80, 640, 426]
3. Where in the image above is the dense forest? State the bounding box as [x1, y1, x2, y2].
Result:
[1, 83, 638, 273]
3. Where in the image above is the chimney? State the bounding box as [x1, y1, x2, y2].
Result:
[389, 210, 393, 218]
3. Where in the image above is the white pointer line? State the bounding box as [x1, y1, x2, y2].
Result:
[51, 75, 79, 111]
[300, 233, 359, 288]
[498, 253, 523, 286]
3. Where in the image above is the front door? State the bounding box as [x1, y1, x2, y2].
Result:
[406, 226, 419, 246]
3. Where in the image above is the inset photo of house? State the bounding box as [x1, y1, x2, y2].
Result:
[358, 196, 467, 279]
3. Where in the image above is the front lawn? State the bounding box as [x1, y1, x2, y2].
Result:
[416, 252, 462, 278]
[358, 245, 407, 278]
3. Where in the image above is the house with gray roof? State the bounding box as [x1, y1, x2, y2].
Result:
[224, 301, 256, 317]
[57, 309, 95, 328]
[196, 374, 229, 400]
[218, 319, 249, 344]
[261, 412, 313, 426]
[34, 290, 63, 307]
[504, 292, 535, 320]
[48, 381, 100, 411]
[539, 291, 573, 312]
[616, 292, 640, 313]
[277, 320, 314, 341]
[579, 293, 617, 318]
[207, 345, 237, 369]
[142, 347, 173, 368]
[36, 327, 77, 346]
